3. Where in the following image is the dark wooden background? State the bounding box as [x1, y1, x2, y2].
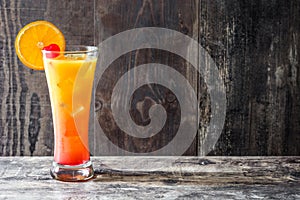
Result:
[0, 0, 299, 156]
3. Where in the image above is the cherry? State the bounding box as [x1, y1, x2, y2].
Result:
[43, 44, 60, 58]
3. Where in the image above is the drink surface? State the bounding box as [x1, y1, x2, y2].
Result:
[44, 56, 97, 165]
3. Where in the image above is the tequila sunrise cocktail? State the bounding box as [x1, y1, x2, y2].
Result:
[43, 46, 97, 181]
[15, 21, 98, 181]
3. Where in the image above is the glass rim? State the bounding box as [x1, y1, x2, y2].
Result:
[42, 45, 98, 54]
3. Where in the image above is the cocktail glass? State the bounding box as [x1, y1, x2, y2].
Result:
[42, 46, 98, 182]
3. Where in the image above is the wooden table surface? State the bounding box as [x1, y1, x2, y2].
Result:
[0, 157, 299, 199]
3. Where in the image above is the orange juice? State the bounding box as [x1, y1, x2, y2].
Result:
[44, 55, 97, 165]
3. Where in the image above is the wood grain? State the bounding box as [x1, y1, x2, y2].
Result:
[0, 157, 299, 199]
[94, 0, 198, 155]
[0, 0, 299, 156]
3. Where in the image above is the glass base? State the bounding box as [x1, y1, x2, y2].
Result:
[50, 160, 94, 182]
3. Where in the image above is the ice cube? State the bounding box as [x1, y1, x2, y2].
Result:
[71, 106, 84, 117]
[65, 54, 86, 60]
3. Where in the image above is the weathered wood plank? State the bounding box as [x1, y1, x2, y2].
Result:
[0, 157, 299, 199]
[197, 0, 300, 156]
[94, 157, 300, 185]
[94, 0, 199, 155]
[0, 157, 299, 183]
[0, 181, 298, 200]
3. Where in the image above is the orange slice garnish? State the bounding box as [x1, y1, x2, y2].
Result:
[15, 20, 65, 70]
